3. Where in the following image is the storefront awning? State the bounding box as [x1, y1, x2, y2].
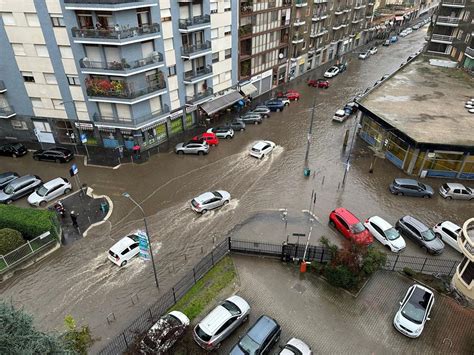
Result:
[200, 90, 244, 116]
[239, 83, 258, 97]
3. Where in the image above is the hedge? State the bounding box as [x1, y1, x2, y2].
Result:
[0, 228, 25, 255]
[0, 205, 59, 241]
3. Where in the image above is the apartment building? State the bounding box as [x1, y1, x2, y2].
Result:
[427, 0, 473, 70]
[0, 0, 238, 154]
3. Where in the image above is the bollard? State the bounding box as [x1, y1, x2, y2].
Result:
[322, 176, 325, 185]
[300, 261, 307, 273]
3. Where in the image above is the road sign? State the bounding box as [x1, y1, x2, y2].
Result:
[137, 230, 151, 261]
[69, 164, 78, 177]
[80, 133, 87, 143]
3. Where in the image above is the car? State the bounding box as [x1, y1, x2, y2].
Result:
[405, 28, 413, 34]
[266, 99, 285, 112]
[207, 126, 235, 139]
[343, 102, 358, 115]
[139, 311, 190, 354]
[239, 113, 263, 125]
[332, 109, 347, 122]
[358, 51, 371, 59]
[175, 140, 209, 155]
[0, 143, 27, 158]
[32, 147, 74, 163]
[279, 337, 312, 355]
[191, 190, 231, 214]
[0, 172, 19, 190]
[369, 46, 378, 55]
[364, 216, 406, 252]
[107, 234, 140, 267]
[383, 40, 390, 46]
[308, 78, 329, 88]
[249, 140, 276, 159]
[324, 66, 340, 78]
[433, 221, 462, 253]
[396, 216, 444, 255]
[230, 315, 281, 355]
[329, 208, 373, 245]
[0, 175, 42, 204]
[284, 90, 300, 101]
[193, 295, 250, 350]
[27, 177, 72, 207]
[274, 95, 290, 106]
[336, 63, 347, 72]
[399, 31, 408, 38]
[389, 178, 434, 198]
[192, 132, 219, 146]
[228, 120, 246, 131]
[390, 35, 398, 43]
[439, 182, 474, 200]
[393, 284, 434, 338]
[250, 106, 271, 118]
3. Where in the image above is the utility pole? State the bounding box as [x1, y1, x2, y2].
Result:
[304, 98, 317, 176]
[342, 111, 361, 187]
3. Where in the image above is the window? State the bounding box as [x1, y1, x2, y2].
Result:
[25, 13, 40, 27]
[457, 29, 464, 40]
[465, 33, 471, 44]
[1, 12, 16, 25]
[464, 10, 470, 21]
[11, 43, 25, 56]
[212, 52, 219, 63]
[11, 120, 28, 130]
[31, 98, 43, 108]
[52, 99, 64, 109]
[67, 75, 80, 86]
[22, 72, 35, 83]
[35, 44, 49, 57]
[225, 49, 231, 59]
[44, 73, 57, 84]
[59, 45, 73, 58]
[211, 2, 218, 14]
[161, 16, 171, 22]
[168, 65, 176, 76]
[224, 7, 231, 12]
[51, 15, 65, 27]
[211, 28, 218, 39]
[224, 25, 231, 36]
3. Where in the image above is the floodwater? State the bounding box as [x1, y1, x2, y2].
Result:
[1, 27, 470, 352]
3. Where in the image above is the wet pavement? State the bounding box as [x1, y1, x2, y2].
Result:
[0, 27, 472, 352]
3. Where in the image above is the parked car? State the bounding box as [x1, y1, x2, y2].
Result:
[107, 234, 140, 267]
[405, 28, 413, 34]
[250, 106, 271, 118]
[249, 140, 276, 159]
[274, 95, 290, 106]
[383, 40, 390, 46]
[192, 132, 219, 146]
[336, 62, 347, 72]
[284, 90, 300, 101]
[364, 216, 406, 252]
[239, 113, 263, 125]
[0, 175, 42, 204]
[396, 216, 444, 255]
[390, 35, 398, 43]
[27, 177, 72, 207]
[433, 221, 462, 253]
[308, 78, 329, 88]
[207, 126, 234, 139]
[389, 178, 434, 198]
[229, 315, 281, 355]
[175, 140, 209, 155]
[191, 190, 231, 214]
[343, 102, 358, 115]
[399, 31, 408, 38]
[266, 99, 285, 112]
[359, 51, 371, 59]
[329, 208, 373, 245]
[439, 182, 474, 200]
[332, 109, 347, 122]
[0, 143, 27, 158]
[229, 120, 246, 131]
[193, 295, 250, 350]
[279, 338, 312, 355]
[369, 46, 378, 55]
[324, 66, 340, 78]
[393, 284, 434, 338]
[0, 172, 19, 190]
[32, 147, 74, 163]
[139, 311, 190, 354]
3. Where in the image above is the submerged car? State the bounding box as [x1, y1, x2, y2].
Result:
[369, 47, 378, 55]
[0, 175, 42, 204]
[329, 208, 373, 245]
[433, 221, 462, 253]
[229, 120, 246, 131]
[266, 99, 285, 112]
[175, 140, 209, 155]
[389, 178, 434, 198]
[364, 216, 406, 252]
[324, 66, 340, 78]
[279, 338, 312, 355]
[439, 182, 474, 200]
[191, 190, 231, 214]
[33, 147, 74, 163]
[249, 140, 276, 159]
[207, 126, 234, 139]
[0, 172, 19, 190]
[0, 143, 27, 158]
[396, 215, 444, 255]
[239, 113, 263, 125]
[359, 51, 371, 59]
[27, 177, 72, 207]
[107, 234, 140, 267]
[250, 106, 271, 118]
[230, 315, 281, 355]
[332, 109, 347, 122]
[192, 132, 219, 146]
[308, 78, 329, 88]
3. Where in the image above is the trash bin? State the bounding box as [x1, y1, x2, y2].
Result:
[304, 168, 311, 177]
[100, 202, 109, 214]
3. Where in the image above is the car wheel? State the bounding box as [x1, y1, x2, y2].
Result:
[260, 154, 265, 159]
[64, 188, 71, 194]
[329, 219, 335, 227]
[243, 315, 249, 322]
[6, 199, 12, 205]
[435, 232, 442, 239]
[226, 135, 231, 139]
[55, 159, 61, 163]
[423, 194, 430, 199]
[33, 156, 39, 161]
[39, 201, 47, 207]
[242, 128, 246, 131]
[276, 108, 281, 112]
[12, 153, 17, 158]
[177, 150, 184, 155]
[198, 151, 204, 156]
[223, 200, 229, 205]
[201, 209, 208, 214]
[120, 260, 127, 267]
[255, 121, 258, 125]
[397, 192, 404, 196]
[447, 196, 452, 200]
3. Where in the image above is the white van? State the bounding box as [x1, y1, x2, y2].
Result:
[108, 235, 140, 267]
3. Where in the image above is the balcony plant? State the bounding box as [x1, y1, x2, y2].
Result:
[85, 78, 125, 96]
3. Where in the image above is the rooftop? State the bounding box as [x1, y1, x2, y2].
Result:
[360, 56, 474, 147]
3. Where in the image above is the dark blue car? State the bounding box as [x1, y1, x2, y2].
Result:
[265, 100, 285, 112]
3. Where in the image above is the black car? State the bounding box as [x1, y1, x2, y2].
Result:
[228, 120, 246, 131]
[230, 315, 281, 355]
[396, 215, 445, 255]
[0, 172, 19, 190]
[0, 143, 28, 158]
[33, 147, 74, 163]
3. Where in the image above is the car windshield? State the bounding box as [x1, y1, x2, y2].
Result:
[384, 227, 400, 241]
[238, 335, 260, 355]
[283, 344, 303, 355]
[213, 191, 222, 198]
[351, 222, 366, 234]
[195, 325, 211, 341]
[12, 144, 23, 150]
[421, 229, 436, 241]
[221, 300, 241, 316]
[36, 185, 48, 197]
[401, 302, 425, 324]
[466, 187, 472, 194]
[417, 182, 426, 190]
[3, 185, 14, 195]
[442, 183, 450, 191]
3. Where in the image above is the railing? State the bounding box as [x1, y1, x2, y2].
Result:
[441, 0, 465, 5]
[86, 79, 166, 99]
[178, 14, 210, 30]
[295, 0, 308, 6]
[71, 23, 160, 40]
[292, 34, 304, 43]
[312, 12, 327, 20]
[93, 104, 169, 127]
[466, 47, 474, 57]
[239, 24, 252, 36]
[183, 66, 213, 82]
[79, 53, 163, 72]
[294, 18, 305, 25]
[436, 16, 461, 24]
[181, 40, 211, 57]
[64, 0, 148, 3]
[0, 105, 15, 117]
[431, 34, 455, 42]
[185, 88, 213, 104]
[311, 28, 327, 36]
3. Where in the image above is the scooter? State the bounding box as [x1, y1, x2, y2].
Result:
[54, 201, 66, 218]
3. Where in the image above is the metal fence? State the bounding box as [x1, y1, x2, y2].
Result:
[385, 253, 459, 276]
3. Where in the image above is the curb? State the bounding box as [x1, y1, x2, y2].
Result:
[82, 187, 114, 238]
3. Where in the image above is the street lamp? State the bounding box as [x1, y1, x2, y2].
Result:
[122, 192, 160, 288]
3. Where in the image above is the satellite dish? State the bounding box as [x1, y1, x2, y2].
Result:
[278, 53, 284, 59]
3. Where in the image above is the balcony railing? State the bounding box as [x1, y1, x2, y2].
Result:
[181, 41, 212, 57]
[86, 77, 166, 100]
[186, 88, 213, 104]
[431, 34, 455, 42]
[184, 66, 213, 83]
[71, 23, 160, 41]
[466, 47, 474, 57]
[352, 18, 363, 24]
[295, 0, 308, 6]
[294, 18, 306, 26]
[441, 0, 465, 6]
[312, 13, 327, 21]
[0, 105, 15, 118]
[64, 0, 148, 3]
[310, 28, 327, 37]
[436, 16, 461, 25]
[179, 15, 210, 30]
[292, 34, 305, 43]
[79, 53, 163, 73]
[93, 104, 170, 128]
[239, 24, 252, 36]
[0, 80, 6, 93]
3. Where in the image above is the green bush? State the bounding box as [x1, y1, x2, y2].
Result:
[0, 228, 25, 255]
[324, 265, 358, 289]
[403, 267, 415, 277]
[0, 205, 59, 241]
[361, 247, 387, 276]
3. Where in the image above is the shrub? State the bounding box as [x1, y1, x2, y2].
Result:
[62, 315, 94, 355]
[361, 247, 387, 276]
[0, 228, 25, 255]
[324, 265, 358, 289]
[403, 267, 415, 277]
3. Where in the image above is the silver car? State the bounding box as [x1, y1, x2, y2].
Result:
[439, 182, 474, 200]
[191, 190, 230, 214]
[250, 107, 270, 118]
[0, 175, 42, 204]
[27, 177, 72, 207]
[239, 113, 263, 124]
[207, 126, 234, 139]
[175, 140, 209, 155]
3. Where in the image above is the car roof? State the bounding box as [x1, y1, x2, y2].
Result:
[0, 171, 18, 178]
[401, 215, 428, 230]
[445, 182, 466, 189]
[440, 221, 461, 233]
[198, 304, 231, 335]
[8, 175, 38, 186]
[46, 147, 70, 153]
[195, 192, 215, 203]
[252, 141, 269, 150]
[246, 315, 279, 344]
[42, 177, 66, 189]
[335, 109, 346, 116]
[110, 235, 137, 253]
[334, 208, 360, 224]
[409, 284, 433, 307]
[394, 178, 419, 186]
[368, 216, 392, 230]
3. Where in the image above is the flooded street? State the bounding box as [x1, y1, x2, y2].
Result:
[1, 27, 470, 352]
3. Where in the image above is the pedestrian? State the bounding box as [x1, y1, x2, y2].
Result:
[70, 211, 79, 229]
[132, 144, 141, 160]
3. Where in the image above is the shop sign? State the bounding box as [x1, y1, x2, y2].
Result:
[75, 122, 94, 130]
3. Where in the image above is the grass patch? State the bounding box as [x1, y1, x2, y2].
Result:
[169, 256, 236, 321]
[0, 259, 6, 272]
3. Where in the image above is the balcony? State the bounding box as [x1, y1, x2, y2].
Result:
[181, 41, 212, 60]
[354, 3, 366, 9]
[436, 16, 461, 26]
[239, 24, 252, 37]
[64, 0, 156, 11]
[186, 88, 214, 105]
[0, 105, 16, 118]
[310, 28, 328, 37]
[333, 23, 344, 30]
[335, 8, 344, 15]
[466, 47, 474, 59]
[79, 52, 164, 77]
[71, 23, 161, 45]
[85, 76, 167, 104]
[295, 0, 308, 6]
[431, 34, 455, 43]
[294, 18, 306, 26]
[0, 80, 6, 93]
[352, 18, 363, 24]
[179, 15, 211, 33]
[441, 0, 465, 7]
[93, 104, 170, 129]
[312, 13, 328, 22]
[292, 34, 305, 44]
[183, 66, 213, 84]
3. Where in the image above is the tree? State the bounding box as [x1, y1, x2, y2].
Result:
[62, 315, 94, 355]
[0, 228, 24, 255]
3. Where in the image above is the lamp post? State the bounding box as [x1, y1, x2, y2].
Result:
[122, 192, 160, 289]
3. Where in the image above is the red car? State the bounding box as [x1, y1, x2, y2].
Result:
[192, 132, 219, 146]
[329, 208, 373, 245]
[277, 90, 300, 101]
[308, 79, 329, 89]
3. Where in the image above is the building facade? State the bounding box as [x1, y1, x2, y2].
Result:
[452, 218, 474, 305]
[0, 0, 238, 154]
